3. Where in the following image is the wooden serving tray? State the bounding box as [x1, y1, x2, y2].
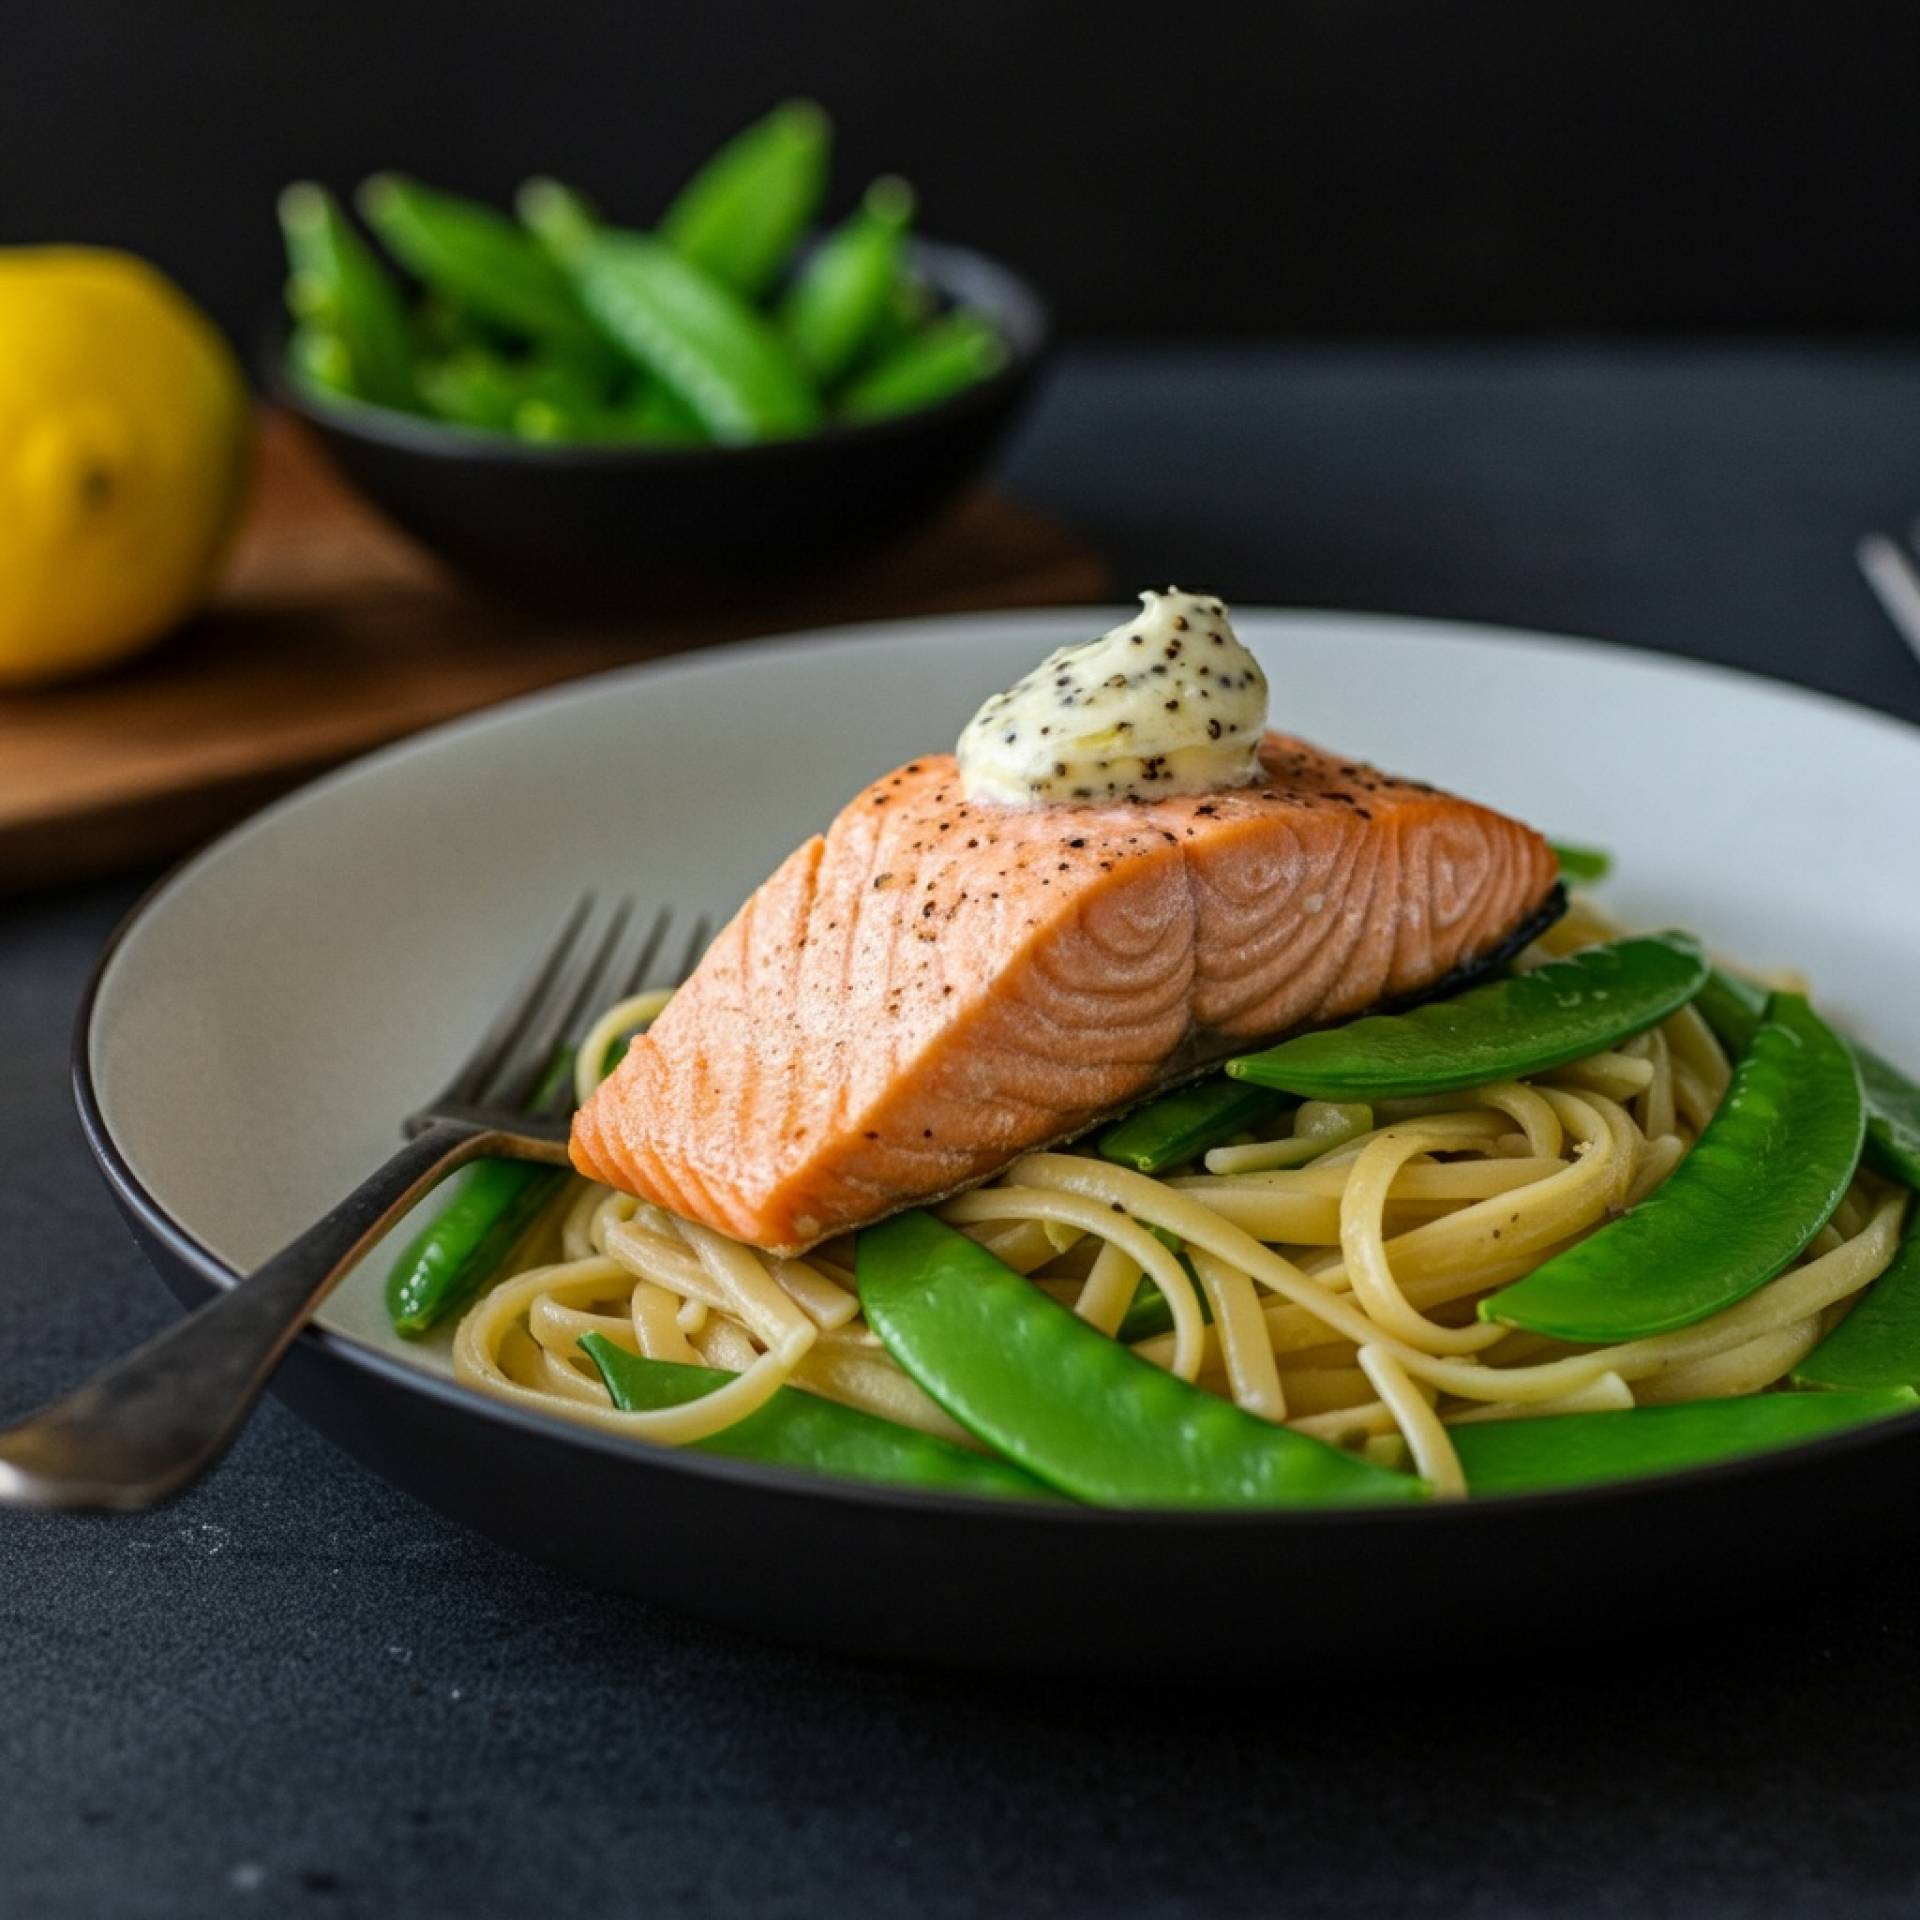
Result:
[0, 412, 1108, 893]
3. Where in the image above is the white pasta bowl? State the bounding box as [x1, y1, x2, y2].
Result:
[74, 608, 1920, 1670]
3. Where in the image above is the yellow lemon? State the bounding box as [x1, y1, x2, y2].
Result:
[0, 248, 251, 687]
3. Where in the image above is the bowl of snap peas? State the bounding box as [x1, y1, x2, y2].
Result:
[269, 103, 1050, 604]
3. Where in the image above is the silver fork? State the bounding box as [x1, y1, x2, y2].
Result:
[0, 896, 706, 1512]
[1856, 519, 1920, 664]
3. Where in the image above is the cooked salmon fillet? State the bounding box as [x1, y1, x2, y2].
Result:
[572, 734, 1560, 1252]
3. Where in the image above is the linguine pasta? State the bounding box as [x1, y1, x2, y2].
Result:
[451, 905, 1908, 1497]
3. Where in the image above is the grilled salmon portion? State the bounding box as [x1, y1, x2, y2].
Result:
[572, 735, 1559, 1252]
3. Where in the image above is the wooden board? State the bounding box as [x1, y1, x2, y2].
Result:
[0, 412, 1108, 892]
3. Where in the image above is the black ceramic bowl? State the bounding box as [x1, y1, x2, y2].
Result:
[267, 238, 1051, 605]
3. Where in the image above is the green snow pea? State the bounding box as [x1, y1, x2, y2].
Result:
[857, 1211, 1424, 1508]
[386, 1048, 580, 1338]
[838, 309, 1007, 421]
[1451, 1388, 1916, 1496]
[278, 182, 417, 410]
[1698, 966, 1920, 1190]
[386, 1157, 566, 1338]
[1482, 992, 1865, 1342]
[572, 232, 820, 443]
[1794, 1209, 1920, 1389]
[778, 175, 915, 385]
[1096, 1077, 1294, 1174]
[660, 98, 831, 299]
[1228, 933, 1709, 1101]
[578, 1336, 1050, 1500]
[1115, 1247, 1209, 1346]
[1551, 841, 1612, 885]
[359, 173, 611, 364]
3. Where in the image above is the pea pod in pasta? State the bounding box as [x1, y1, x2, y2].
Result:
[1097, 1077, 1292, 1175]
[1481, 992, 1865, 1342]
[1228, 933, 1709, 1101]
[579, 1335, 1050, 1500]
[1451, 1388, 1915, 1496]
[857, 1210, 1424, 1508]
[1698, 965, 1920, 1190]
[1793, 1209, 1920, 1390]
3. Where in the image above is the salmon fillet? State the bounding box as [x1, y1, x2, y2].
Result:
[572, 734, 1560, 1252]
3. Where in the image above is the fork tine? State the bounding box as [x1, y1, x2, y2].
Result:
[485, 898, 635, 1111]
[430, 893, 596, 1109]
[674, 914, 713, 985]
[617, 904, 675, 1002]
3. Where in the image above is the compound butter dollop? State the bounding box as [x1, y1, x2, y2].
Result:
[957, 588, 1267, 806]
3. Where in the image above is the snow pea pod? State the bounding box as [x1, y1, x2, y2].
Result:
[360, 174, 612, 368]
[1698, 966, 1920, 1190]
[1451, 1388, 1915, 1496]
[1793, 1209, 1920, 1389]
[1551, 841, 1611, 885]
[386, 1159, 566, 1338]
[660, 99, 831, 299]
[578, 1335, 1050, 1501]
[572, 232, 820, 444]
[1482, 992, 1865, 1342]
[386, 1048, 577, 1336]
[857, 1211, 1424, 1508]
[1096, 1077, 1293, 1174]
[1228, 932, 1708, 1101]
[278, 182, 417, 410]
[778, 175, 914, 385]
[1115, 1248, 1208, 1346]
[838, 310, 1007, 421]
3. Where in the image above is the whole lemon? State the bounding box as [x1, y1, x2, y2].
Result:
[0, 248, 251, 687]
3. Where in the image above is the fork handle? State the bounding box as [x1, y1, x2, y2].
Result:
[0, 1122, 491, 1511]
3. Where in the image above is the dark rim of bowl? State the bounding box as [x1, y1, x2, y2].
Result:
[66, 618, 1920, 1531]
[263, 234, 1052, 468]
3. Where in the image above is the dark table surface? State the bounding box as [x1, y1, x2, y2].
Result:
[9, 344, 1920, 1920]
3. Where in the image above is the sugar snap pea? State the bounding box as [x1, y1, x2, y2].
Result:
[283, 323, 357, 404]
[1096, 1077, 1293, 1175]
[1551, 841, 1612, 885]
[857, 1211, 1423, 1507]
[1698, 965, 1920, 1190]
[838, 310, 1008, 421]
[416, 346, 606, 438]
[278, 182, 418, 410]
[1482, 992, 1865, 1341]
[514, 176, 601, 269]
[1793, 1207, 1920, 1389]
[778, 175, 914, 385]
[1451, 1388, 1916, 1496]
[660, 99, 831, 298]
[578, 1335, 1050, 1500]
[359, 173, 612, 367]
[573, 232, 820, 443]
[1229, 932, 1708, 1101]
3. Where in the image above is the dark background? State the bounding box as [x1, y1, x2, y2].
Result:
[5, 0, 1916, 346]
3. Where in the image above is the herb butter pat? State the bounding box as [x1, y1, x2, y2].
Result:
[957, 588, 1268, 806]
